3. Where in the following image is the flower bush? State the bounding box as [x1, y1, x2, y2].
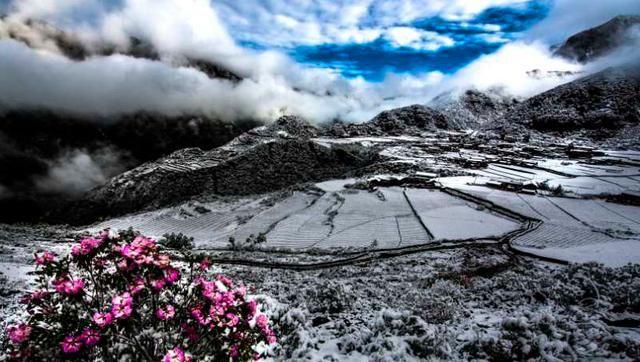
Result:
[3, 229, 276, 361]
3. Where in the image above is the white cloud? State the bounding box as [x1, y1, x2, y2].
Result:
[99, 0, 240, 60]
[212, 0, 526, 48]
[8, 0, 107, 26]
[444, 41, 583, 97]
[10, 0, 86, 19]
[384, 27, 455, 51]
[439, 0, 531, 20]
[35, 148, 127, 195]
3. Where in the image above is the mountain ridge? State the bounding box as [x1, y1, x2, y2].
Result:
[554, 15, 640, 62]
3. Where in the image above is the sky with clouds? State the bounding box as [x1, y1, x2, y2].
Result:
[0, 0, 639, 123]
[214, 0, 551, 80]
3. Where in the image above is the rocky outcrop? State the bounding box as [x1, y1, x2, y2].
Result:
[324, 105, 453, 137]
[554, 15, 640, 63]
[260, 116, 319, 139]
[504, 65, 640, 132]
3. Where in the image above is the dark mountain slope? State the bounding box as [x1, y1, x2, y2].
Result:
[554, 15, 640, 63]
[504, 64, 640, 132]
[73, 138, 377, 223]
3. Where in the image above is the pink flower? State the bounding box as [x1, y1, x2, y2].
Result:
[191, 307, 211, 326]
[60, 335, 83, 354]
[72, 237, 102, 256]
[151, 278, 166, 292]
[199, 257, 211, 271]
[226, 313, 240, 327]
[71, 244, 82, 256]
[164, 267, 180, 284]
[229, 345, 240, 359]
[216, 274, 233, 288]
[80, 328, 101, 347]
[64, 279, 85, 295]
[113, 292, 133, 306]
[214, 291, 236, 309]
[154, 254, 171, 269]
[34, 251, 56, 265]
[133, 236, 157, 250]
[200, 279, 218, 300]
[156, 304, 176, 321]
[246, 299, 257, 318]
[163, 347, 192, 362]
[82, 237, 101, 251]
[119, 244, 141, 259]
[210, 304, 225, 318]
[92, 312, 113, 328]
[256, 314, 269, 330]
[7, 324, 32, 344]
[266, 332, 277, 345]
[54, 278, 85, 295]
[119, 236, 158, 262]
[111, 292, 133, 319]
[255, 314, 277, 344]
[111, 302, 133, 319]
[128, 277, 146, 295]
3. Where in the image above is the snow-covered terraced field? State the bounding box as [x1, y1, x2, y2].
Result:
[404, 189, 519, 240]
[90, 181, 525, 251]
[441, 176, 640, 266]
[538, 158, 640, 177]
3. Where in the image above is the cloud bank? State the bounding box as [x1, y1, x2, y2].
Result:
[0, 0, 636, 125]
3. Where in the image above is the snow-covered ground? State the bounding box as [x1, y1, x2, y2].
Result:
[2, 228, 639, 361]
[2, 137, 640, 360]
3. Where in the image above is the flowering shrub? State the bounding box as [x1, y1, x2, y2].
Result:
[3, 230, 276, 361]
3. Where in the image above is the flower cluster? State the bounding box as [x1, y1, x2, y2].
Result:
[34, 251, 56, 265]
[3, 230, 276, 361]
[52, 277, 85, 295]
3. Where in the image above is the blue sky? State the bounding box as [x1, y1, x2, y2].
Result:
[215, 0, 551, 81]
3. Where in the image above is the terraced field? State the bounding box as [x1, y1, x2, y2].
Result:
[91, 184, 524, 251]
[441, 172, 640, 266]
[88, 143, 640, 266]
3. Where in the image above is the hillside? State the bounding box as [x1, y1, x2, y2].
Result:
[554, 15, 640, 62]
[503, 64, 640, 132]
